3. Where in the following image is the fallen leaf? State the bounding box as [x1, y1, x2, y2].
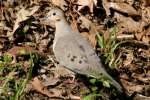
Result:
[5, 46, 36, 57]
[51, 0, 68, 10]
[70, 15, 79, 33]
[121, 79, 145, 95]
[114, 13, 142, 33]
[141, 0, 150, 7]
[54, 66, 75, 78]
[135, 32, 144, 41]
[12, 6, 39, 34]
[79, 16, 97, 48]
[77, 0, 97, 13]
[79, 16, 91, 30]
[88, 32, 97, 48]
[141, 26, 150, 44]
[142, 7, 150, 24]
[31, 77, 61, 97]
[142, 35, 150, 44]
[0, 37, 8, 49]
[103, 1, 139, 16]
[23, 61, 30, 72]
[123, 51, 134, 66]
[42, 77, 59, 86]
[132, 73, 150, 83]
[81, 32, 97, 48]
[117, 34, 134, 40]
[133, 94, 150, 100]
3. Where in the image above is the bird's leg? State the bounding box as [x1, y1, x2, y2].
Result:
[48, 55, 76, 83]
[63, 72, 75, 84]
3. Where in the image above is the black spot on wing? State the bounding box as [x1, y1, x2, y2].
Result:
[90, 52, 96, 57]
[79, 60, 82, 64]
[78, 56, 88, 65]
[79, 45, 85, 52]
[67, 54, 77, 62]
[70, 55, 77, 62]
[67, 54, 71, 58]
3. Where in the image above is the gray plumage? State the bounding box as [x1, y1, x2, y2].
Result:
[45, 8, 123, 92]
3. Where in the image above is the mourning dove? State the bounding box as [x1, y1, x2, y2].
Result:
[44, 8, 123, 92]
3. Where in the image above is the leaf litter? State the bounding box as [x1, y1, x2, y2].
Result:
[0, 0, 150, 99]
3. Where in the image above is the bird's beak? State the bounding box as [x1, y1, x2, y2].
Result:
[40, 16, 50, 22]
[40, 16, 55, 27]
[42, 16, 49, 20]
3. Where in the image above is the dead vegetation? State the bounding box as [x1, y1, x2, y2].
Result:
[0, 0, 150, 100]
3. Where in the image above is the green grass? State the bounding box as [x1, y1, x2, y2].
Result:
[96, 27, 124, 68]
[0, 53, 38, 100]
[83, 93, 102, 100]
[84, 27, 124, 99]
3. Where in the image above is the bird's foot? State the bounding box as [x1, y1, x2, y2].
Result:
[63, 75, 75, 84]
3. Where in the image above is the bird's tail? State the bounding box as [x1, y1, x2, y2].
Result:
[108, 75, 123, 93]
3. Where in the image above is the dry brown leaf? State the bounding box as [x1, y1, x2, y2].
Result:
[4, 45, 49, 64]
[135, 32, 144, 41]
[12, 6, 39, 34]
[81, 32, 90, 41]
[141, 0, 150, 7]
[121, 79, 144, 95]
[142, 7, 150, 24]
[117, 34, 134, 40]
[31, 77, 61, 97]
[5, 45, 48, 58]
[38, 38, 51, 52]
[5, 46, 37, 56]
[142, 35, 150, 44]
[133, 94, 150, 100]
[81, 32, 96, 48]
[77, 0, 97, 13]
[79, 16, 91, 30]
[51, 0, 68, 10]
[0, 21, 12, 31]
[142, 27, 150, 44]
[103, 30, 111, 43]
[132, 73, 150, 83]
[88, 31, 97, 48]
[120, 73, 129, 80]
[103, 1, 139, 16]
[0, 37, 8, 49]
[123, 51, 133, 66]
[70, 15, 79, 33]
[23, 61, 30, 72]
[79, 16, 97, 48]
[69, 95, 81, 100]
[114, 13, 142, 33]
[0, 44, 3, 49]
[108, 0, 134, 4]
[42, 77, 59, 86]
[54, 66, 75, 78]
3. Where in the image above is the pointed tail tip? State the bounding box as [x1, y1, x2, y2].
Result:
[111, 80, 124, 93]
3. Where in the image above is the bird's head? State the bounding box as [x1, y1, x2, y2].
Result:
[45, 8, 65, 22]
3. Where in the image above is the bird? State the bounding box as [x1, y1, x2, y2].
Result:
[44, 7, 123, 92]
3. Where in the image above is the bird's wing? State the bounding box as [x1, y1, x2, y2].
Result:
[54, 32, 123, 92]
[53, 33, 105, 78]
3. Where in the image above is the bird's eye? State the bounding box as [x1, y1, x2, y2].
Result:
[53, 13, 56, 16]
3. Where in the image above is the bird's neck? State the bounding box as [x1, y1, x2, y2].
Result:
[55, 19, 72, 38]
